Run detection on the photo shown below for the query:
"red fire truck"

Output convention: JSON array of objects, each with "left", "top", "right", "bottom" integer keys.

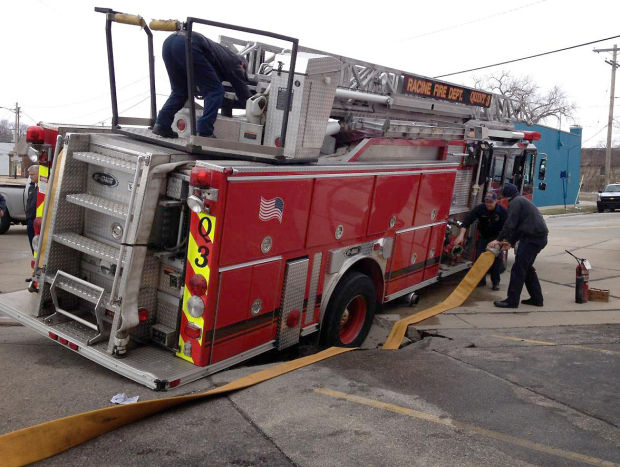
[{"left": 1, "top": 9, "right": 545, "bottom": 389}]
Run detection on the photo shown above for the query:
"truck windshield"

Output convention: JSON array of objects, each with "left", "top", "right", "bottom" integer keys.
[{"left": 604, "top": 184, "right": 620, "bottom": 192}]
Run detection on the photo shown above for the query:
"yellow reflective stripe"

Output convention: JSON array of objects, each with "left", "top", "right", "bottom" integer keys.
[
  {"left": 176, "top": 211, "right": 217, "bottom": 363},
  {"left": 35, "top": 166, "right": 48, "bottom": 218}
]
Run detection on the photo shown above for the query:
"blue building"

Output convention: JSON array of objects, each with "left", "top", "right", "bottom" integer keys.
[{"left": 514, "top": 123, "right": 582, "bottom": 207}]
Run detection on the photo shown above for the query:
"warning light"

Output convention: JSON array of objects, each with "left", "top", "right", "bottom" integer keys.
[
  {"left": 69, "top": 342, "right": 79, "bottom": 351},
  {"left": 189, "top": 167, "right": 210, "bottom": 188},
  {"left": 59, "top": 337, "right": 68, "bottom": 345},
  {"left": 522, "top": 131, "right": 541, "bottom": 141},
  {"left": 274, "top": 137, "right": 282, "bottom": 148},
  {"left": 169, "top": 379, "right": 181, "bottom": 388},
  {"left": 34, "top": 217, "right": 42, "bottom": 235},
  {"left": 49, "top": 332, "right": 58, "bottom": 340},
  {"left": 188, "top": 274, "right": 207, "bottom": 296},
  {"left": 26, "top": 126, "right": 45, "bottom": 144}
]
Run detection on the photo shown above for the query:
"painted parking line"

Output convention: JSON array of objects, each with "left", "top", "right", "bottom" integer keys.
[
  {"left": 491, "top": 334, "right": 620, "bottom": 356},
  {"left": 314, "top": 388, "right": 618, "bottom": 467}
]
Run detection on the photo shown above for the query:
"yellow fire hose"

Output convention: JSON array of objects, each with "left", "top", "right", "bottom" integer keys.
[
  {"left": 383, "top": 250, "right": 496, "bottom": 349},
  {"left": 0, "top": 252, "right": 495, "bottom": 466}
]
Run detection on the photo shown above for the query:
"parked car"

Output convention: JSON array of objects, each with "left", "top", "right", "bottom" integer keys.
[
  {"left": 597, "top": 183, "right": 620, "bottom": 212},
  {"left": 0, "top": 180, "right": 28, "bottom": 234}
]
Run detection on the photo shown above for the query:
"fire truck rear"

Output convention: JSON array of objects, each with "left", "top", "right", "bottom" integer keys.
[{"left": 0, "top": 9, "right": 545, "bottom": 389}]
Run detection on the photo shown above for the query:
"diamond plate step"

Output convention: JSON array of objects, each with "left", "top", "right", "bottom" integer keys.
[
  {"left": 53, "top": 232, "right": 127, "bottom": 265},
  {"left": 72, "top": 151, "right": 137, "bottom": 174},
  {"left": 66, "top": 193, "right": 128, "bottom": 219},
  {"left": 55, "top": 274, "right": 102, "bottom": 304}
]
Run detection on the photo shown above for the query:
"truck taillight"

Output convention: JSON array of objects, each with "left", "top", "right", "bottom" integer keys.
[
  {"left": 522, "top": 131, "right": 541, "bottom": 141},
  {"left": 138, "top": 308, "right": 150, "bottom": 322},
  {"left": 185, "top": 323, "right": 201, "bottom": 339},
  {"left": 33, "top": 217, "right": 42, "bottom": 236},
  {"left": 190, "top": 167, "right": 210, "bottom": 188},
  {"left": 188, "top": 274, "right": 207, "bottom": 296},
  {"left": 26, "top": 126, "right": 45, "bottom": 144}
]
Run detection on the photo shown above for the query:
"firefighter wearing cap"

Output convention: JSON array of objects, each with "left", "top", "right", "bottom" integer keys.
[
  {"left": 488, "top": 183, "right": 548, "bottom": 308},
  {"left": 456, "top": 190, "right": 507, "bottom": 290},
  {"left": 153, "top": 30, "right": 251, "bottom": 139}
]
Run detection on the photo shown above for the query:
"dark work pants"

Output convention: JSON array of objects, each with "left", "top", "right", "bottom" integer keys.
[
  {"left": 477, "top": 237, "right": 501, "bottom": 285},
  {"left": 156, "top": 34, "right": 225, "bottom": 137},
  {"left": 27, "top": 218, "right": 35, "bottom": 254},
  {"left": 506, "top": 236, "right": 547, "bottom": 305}
]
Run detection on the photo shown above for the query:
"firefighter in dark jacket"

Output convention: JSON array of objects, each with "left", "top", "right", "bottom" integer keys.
[
  {"left": 26, "top": 165, "right": 39, "bottom": 254},
  {"left": 153, "top": 30, "right": 251, "bottom": 139},
  {"left": 488, "top": 183, "right": 549, "bottom": 308},
  {"left": 455, "top": 190, "right": 507, "bottom": 290}
]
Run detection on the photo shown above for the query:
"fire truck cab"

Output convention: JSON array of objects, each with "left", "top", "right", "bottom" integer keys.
[{"left": 0, "top": 10, "right": 543, "bottom": 389}]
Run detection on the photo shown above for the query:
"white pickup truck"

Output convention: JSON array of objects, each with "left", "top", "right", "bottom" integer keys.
[{"left": 0, "top": 177, "right": 29, "bottom": 234}]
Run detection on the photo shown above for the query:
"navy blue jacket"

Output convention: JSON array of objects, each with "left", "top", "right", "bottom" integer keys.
[
  {"left": 497, "top": 195, "right": 548, "bottom": 245},
  {"left": 463, "top": 203, "right": 507, "bottom": 239},
  {"left": 176, "top": 31, "right": 251, "bottom": 105},
  {"left": 0, "top": 193, "right": 6, "bottom": 214},
  {"left": 26, "top": 183, "right": 37, "bottom": 220}
]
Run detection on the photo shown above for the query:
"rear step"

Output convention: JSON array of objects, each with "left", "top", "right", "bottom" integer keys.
[
  {"left": 48, "top": 271, "right": 107, "bottom": 345},
  {"left": 66, "top": 193, "right": 128, "bottom": 219},
  {"left": 72, "top": 151, "right": 137, "bottom": 173},
  {"left": 53, "top": 232, "right": 128, "bottom": 265}
]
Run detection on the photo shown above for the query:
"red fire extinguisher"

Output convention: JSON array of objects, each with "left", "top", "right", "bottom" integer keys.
[{"left": 566, "top": 250, "right": 590, "bottom": 303}]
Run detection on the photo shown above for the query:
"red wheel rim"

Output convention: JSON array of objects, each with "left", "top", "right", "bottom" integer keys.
[{"left": 339, "top": 294, "right": 367, "bottom": 345}]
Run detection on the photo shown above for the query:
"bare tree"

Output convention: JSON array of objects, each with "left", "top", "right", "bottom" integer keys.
[{"left": 474, "top": 71, "right": 575, "bottom": 125}]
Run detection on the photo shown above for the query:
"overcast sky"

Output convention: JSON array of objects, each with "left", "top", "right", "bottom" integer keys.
[{"left": 1, "top": 0, "right": 619, "bottom": 147}]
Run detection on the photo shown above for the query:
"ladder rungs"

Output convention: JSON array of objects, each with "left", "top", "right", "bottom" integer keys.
[
  {"left": 66, "top": 193, "right": 128, "bottom": 219},
  {"left": 73, "top": 151, "right": 137, "bottom": 174},
  {"left": 53, "top": 232, "right": 127, "bottom": 265}
]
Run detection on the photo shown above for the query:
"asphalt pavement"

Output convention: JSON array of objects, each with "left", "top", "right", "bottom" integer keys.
[{"left": 0, "top": 212, "right": 618, "bottom": 466}]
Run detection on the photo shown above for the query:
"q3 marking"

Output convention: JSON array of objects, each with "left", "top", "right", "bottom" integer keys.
[
  {"left": 402, "top": 74, "right": 492, "bottom": 108},
  {"left": 195, "top": 215, "right": 214, "bottom": 269}
]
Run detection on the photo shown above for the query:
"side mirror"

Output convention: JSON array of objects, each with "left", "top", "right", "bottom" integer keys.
[
  {"left": 598, "top": 190, "right": 602, "bottom": 193},
  {"left": 538, "top": 158, "right": 547, "bottom": 180},
  {"left": 538, "top": 182, "right": 547, "bottom": 191}
]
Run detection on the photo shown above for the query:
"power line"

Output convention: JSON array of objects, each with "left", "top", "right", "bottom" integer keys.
[{"left": 434, "top": 33, "right": 620, "bottom": 78}]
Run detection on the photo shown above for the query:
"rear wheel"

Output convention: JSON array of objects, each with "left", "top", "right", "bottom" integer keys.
[
  {"left": 0, "top": 209, "right": 10, "bottom": 234},
  {"left": 597, "top": 206, "right": 604, "bottom": 213},
  {"left": 321, "top": 271, "right": 376, "bottom": 347}
]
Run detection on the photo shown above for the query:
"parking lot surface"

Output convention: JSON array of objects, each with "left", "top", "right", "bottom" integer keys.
[{"left": 0, "top": 213, "right": 618, "bottom": 466}]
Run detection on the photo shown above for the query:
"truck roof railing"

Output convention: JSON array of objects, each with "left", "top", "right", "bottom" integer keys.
[
  {"left": 95, "top": 7, "right": 299, "bottom": 149},
  {"left": 94, "top": 7, "right": 157, "bottom": 128}
]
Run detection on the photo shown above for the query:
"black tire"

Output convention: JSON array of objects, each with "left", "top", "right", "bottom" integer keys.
[
  {"left": 0, "top": 209, "right": 10, "bottom": 234},
  {"left": 321, "top": 271, "right": 376, "bottom": 347},
  {"left": 597, "top": 207, "right": 604, "bottom": 213}
]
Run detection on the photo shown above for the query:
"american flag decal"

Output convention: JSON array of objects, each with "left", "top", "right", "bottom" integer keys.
[{"left": 259, "top": 196, "right": 284, "bottom": 223}]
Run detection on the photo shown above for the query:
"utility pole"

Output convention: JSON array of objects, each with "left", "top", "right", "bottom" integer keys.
[
  {"left": 13, "top": 102, "right": 20, "bottom": 178},
  {"left": 594, "top": 45, "right": 618, "bottom": 187}
]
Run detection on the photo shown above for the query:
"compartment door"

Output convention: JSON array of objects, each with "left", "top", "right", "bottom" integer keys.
[{"left": 210, "top": 259, "right": 282, "bottom": 364}]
